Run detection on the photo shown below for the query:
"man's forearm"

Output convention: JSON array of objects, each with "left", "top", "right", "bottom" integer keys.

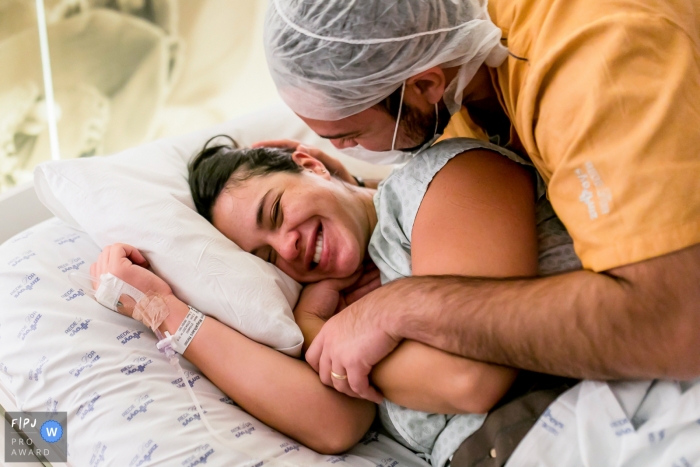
[{"left": 380, "top": 245, "right": 700, "bottom": 380}]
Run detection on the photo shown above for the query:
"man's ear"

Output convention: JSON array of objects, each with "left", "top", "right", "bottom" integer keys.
[
  {"left": 405, "top": 67, "right": 447, "bottom": 107},
  {"left": 292, "top": 151, "right": 331, "bottom": 179}
]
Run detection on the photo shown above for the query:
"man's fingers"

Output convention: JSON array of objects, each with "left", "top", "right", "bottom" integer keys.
[
  {"left": 252, "top": 139, "right": 300, "bottom": 150},
  {"left": 346, "top": 367, "right": 384, "bottom": 404},
  {"left": 330, "top": 366, "right": 361, "bottom": 398}
]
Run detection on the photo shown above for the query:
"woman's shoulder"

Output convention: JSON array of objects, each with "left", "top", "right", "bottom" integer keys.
[{"left": 369, "top": 137, "right": 533, "bottom": 283}]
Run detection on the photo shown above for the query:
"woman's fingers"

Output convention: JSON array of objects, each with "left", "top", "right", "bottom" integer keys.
[
  {"left": 348, "top": 372, "right": 384, "bottom": 404},
  {"left": 318, "top": 350, "right": 333, "bottom": 387},
  {"left": 345, "top": 276, "right": 382, "bottom": 305},
  {"left": 346, "top": 267, "right": 380, "bottom": 292}
]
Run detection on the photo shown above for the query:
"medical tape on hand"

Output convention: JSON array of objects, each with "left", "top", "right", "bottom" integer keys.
[
  {"left": 95, "top": 273, "right": 145, "bottom": 312},
  {"left": 170, "top": 305, "right": 205, "bottom": 354},
  {"left": 132, "top": 294, "right": 171, "bottom": 333}
]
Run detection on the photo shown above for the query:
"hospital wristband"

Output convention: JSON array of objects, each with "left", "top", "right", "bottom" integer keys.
[{"left": 170, "top": 305, "right": 205, "bottom": 354}]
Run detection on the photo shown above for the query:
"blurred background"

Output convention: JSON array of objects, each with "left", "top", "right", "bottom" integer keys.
[{"left": 0, "top": 0, "right": 280, "bottom": 193}]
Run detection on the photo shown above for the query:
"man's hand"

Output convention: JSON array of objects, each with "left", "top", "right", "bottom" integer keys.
[
  {"left": 305, "top": 282, "right": 402, "bottom": 404},
  {"left": 253, "top": 139, "right": 358, "bottom": 186}
]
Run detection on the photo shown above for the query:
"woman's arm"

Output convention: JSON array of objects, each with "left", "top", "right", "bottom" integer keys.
[
  {"left": 92, "top": 245, "right": 375, "bottom": 455},
  {"left": 157, "top": 299, "right": 375, "bottom": 454},
  {"left": 368, "top": 150, "right": 539, "bottom": 413}
]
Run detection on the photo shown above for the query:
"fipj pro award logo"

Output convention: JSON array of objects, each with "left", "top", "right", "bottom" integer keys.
[{"left": 4, "top": 412, "right": 67, "bottom": 463}]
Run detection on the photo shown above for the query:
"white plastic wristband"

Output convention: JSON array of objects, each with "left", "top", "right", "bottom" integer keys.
[{"left": 170, "top": 306, "right": 205, "bottom": 354}]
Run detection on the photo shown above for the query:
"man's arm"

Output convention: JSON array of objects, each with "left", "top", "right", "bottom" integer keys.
[
  {"left": 379, "top": 243, "right": 700, "bottom": 380},
  {"left": 305, "top": 244, "right": 700, "bottom": 400}
]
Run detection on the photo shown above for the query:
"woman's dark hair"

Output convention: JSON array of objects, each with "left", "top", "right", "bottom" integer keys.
[{"left": 188, "top": 135, "right": 302, "bottom": 222}]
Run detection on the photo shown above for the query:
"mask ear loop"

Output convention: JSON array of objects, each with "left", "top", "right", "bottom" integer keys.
[
  {"left": 434, "top": 102, "right": 439, "bottom": 137},
  {"left": 391, "top": 81, "right": 406, "bottom": 151}
]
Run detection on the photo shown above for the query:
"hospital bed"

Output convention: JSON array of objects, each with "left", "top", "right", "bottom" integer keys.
[
  {"left": 2, "top": 104, "right": 699, "bottom": 467},
  {"left": 0, "top": 104, "right": 407, "bottom": 467}
]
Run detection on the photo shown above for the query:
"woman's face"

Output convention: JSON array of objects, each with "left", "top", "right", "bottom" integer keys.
[{"left": 211, "top": 154, "right": 374, "bottom": 283}]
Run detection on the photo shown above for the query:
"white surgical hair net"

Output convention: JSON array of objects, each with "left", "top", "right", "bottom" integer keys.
[{"left": 264, "top": 0, "right": 509, "bottom": 121}]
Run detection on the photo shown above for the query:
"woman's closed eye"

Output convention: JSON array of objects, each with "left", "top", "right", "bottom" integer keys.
[{"left": 272, "top": 195, "right": 283, "bottom": 229}]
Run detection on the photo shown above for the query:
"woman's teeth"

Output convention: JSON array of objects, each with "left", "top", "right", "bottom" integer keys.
[{"left": 312, "top": 229, "right": 323, "bottom": 265}]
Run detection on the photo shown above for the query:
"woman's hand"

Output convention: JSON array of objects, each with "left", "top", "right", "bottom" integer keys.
[
  {"left": 252, "top": 139, "right": 358, "bottom": 186},
  {"left": 297, "top": 262, "right": 381, "bottom": 321},
  {"left": 294, "top": 262, "right": 382, "bottom": 353},
  {"left": 90, "top": 243, "right": 172, "bottom": 316}
]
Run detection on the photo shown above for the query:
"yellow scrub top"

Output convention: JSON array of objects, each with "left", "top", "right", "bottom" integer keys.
[{"left": 483, "top": 0, "right": 700, "bottom": 271}]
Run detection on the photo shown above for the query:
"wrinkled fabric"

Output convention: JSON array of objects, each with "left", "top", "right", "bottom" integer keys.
[{"left": 264, "top": 0, "right": 508, "bottom": 120}]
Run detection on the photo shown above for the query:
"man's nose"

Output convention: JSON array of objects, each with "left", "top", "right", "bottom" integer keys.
[{"left": 331, "top": 139, "right": 357, "bottom": 149}]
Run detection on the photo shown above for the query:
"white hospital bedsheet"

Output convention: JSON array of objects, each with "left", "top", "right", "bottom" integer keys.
[
  {"left": 506, "top": 379, "right": 700, "bottom": 467},
  {"left": 0, "top": 218, "right": 429, "bottom": 467}
]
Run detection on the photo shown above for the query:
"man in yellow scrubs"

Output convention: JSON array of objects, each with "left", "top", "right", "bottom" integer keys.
[{"left": 263, "top": 0, "right": 700, "bottom": 399}]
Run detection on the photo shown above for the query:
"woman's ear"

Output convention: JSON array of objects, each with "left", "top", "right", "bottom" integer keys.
[
  {"left": 406, "top": 66, "right": 447, "bottom": 106},
  {"left": 292, "top": 151, "right": 331, "bottom": 179}
]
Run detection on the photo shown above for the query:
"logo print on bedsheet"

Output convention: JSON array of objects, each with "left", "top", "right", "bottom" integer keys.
[
  {"left": 77, "top": 392, "right": 101, "bottom": 420},
  {"left": 18, "top": 311, "right": 42, "bottom": 340},
  {"left": 539, "top": 408, "right": 565, "bottom": 436},
  {"left": 117, "top": 329, "right": 144, "bottom": 345},
  {"left": 90, "top": 441, "right": 107, "bottom": 467},
  {"left": 62, "top": 288, "right": 85, "bottom": 302},
  {"left": 9, "top": 231, "right": 33, "bottom": 244},
  {"left": 327, "top": 454, "right": 349, "bottom": 464},
  {"left": 46, "top": 397, "right": 59, "bottom": 413},
  {"left": 122, "top": 394, "right": 154, "bottom": 422},
  {"left": 177, "top": 406, "right": 207, "bottom": 427},
  {"left": 375, "top": 458, "right": 399, "bottom": 467},
  {"left": 120, "top": 356, "right": 153, "bottom": 375},
  {"left": 129, "top": 439, "right": 158, "bottom": 467},
  {"left": 280, "top": 442, "right": 300, "bottom": 453},
  {"left": 57, "top": 257, "right": 86, "bottom": 273},
  {"left": 610, "top": 417, "right": 633, "bottom": 437},
  {"left": 68, "top": 350, "right": 100, "bottom": 378},
  {"left": 672, "top": 457, "right": 691, "bottom": 467},
  {"left": 182, "top": 443, "right": 215, "bottom": 467},
  {"left": 231, "top": 422, "right": 256, "bottom": 438},
  {"left": 28, "top": 356, "right": 49, "bottom": 381},
  {"left": 0, "top": 362, "right": 13, "bottom": 383},
  {"left": 10, "top": 273, "right": 41, "bottom": 298},
  {"left": 7, "top": 250, "right": 36, "bottom": 267},
  {"left": 219, "top": 396, "right": 236, "bottom": 406},
  {"left": 171, "top": 370, "right": 201, "bottom": 388},
  {"left": 54, "top": 233, "right": 81, "bottom": 245},
  {"left": 65, "top": 317, "right": 91, "bottom": 336}
]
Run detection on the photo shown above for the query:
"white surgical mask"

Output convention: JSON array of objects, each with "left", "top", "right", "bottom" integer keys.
[{"left": 340, "top": 81, "right": 440, "bottom": 165}]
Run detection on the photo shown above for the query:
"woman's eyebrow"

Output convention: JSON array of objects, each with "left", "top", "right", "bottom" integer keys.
[{"left": 256, "top": 189, "right": 273, "bottom": 228}]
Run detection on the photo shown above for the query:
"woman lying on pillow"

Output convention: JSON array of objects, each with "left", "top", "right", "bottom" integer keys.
[{"left": 91, "top": 136, "right": 580, "bottom": 463}]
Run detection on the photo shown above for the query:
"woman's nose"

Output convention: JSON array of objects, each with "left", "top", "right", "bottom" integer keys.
[{"left": 273, "top": 230, "right": 301, "bottom": 262}]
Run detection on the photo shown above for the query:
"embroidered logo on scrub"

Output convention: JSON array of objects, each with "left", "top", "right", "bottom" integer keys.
[{"left": 574, "top": 161, "right": 613, "bottom": 220}]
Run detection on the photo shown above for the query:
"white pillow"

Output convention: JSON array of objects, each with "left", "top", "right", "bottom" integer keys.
[
  {"left": 0, "top": 218, "right": 430, "bottom": 467},
  {"left": 34, "top": 105, "right": 319, "bottom": 355}
]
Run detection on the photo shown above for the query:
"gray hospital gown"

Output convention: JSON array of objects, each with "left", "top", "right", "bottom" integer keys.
[{"left": 368, "top": 138, "right": 582, "bottom": 467}]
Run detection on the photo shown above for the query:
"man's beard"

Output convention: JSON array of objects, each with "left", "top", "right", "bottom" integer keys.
[{"left": 398, "top": 102, "right": 453, "bottom": 151}]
